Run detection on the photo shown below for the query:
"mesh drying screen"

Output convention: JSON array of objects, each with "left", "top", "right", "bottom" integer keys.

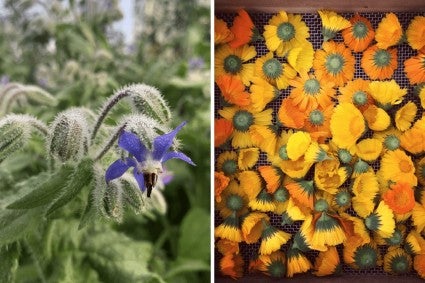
[{"left": 214, "top": 11, "right": 425, "bottom": 278}]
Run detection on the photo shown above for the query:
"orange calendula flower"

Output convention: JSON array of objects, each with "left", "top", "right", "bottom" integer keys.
[
  {"left": 313, "top": 41, "right": 355, "bottom": 87},
  {"left": 289, "top": 72, "right": 336, "bottom": 112},
  {"left": 254, "top": 52, "right": 297, "bottom": 90},
  {"left": 380, "top": 149, "right": 417, "bottom": 187},
  {"left": 215, "top": 16, "right": 234, "bottom": 45},
  {"left": 277, "top": 98, "right": 306, "bottom": 129},
  {"left": 258, "top": 165, "right": 284, "bottom": 194},
  {"left": 258, "top": 251, "right": 287, "bottom": 278},
  {"left": 216, "top": 74, "right": 251, "bottom": 107},
  {"left": 314, "top": 246, "right": 341, "bottom": 276},
  {"left": 214, "top": 118, "right": 233, "bottom": 148},
  {"left": 384, "top": 247, "right": 412, "bottom": 275},
  {"left": 375, "top": 12, "right": 403, "bottom": 49},
  {"left": 238, "top": 170, "right": 262, "bottom": 201},
  {"left": 330, "top": 102, "right": 365, "bottom": 149},
  {"left": 342, "top": 14, "right": 375, "bottom": 52},
  {"left": 220, "top": 253, "right": 244, "bottom": 279},
  {"left": 285, "top": 179, "right": 315, "bottom": 210},
  {"left": 344, "top": 239, "right": 379, "bottom": 270},
  {"left": 263, "top": 11, "right": 310, "bottom": 57},
  {"left": 318, "top": 10, "right": 351, "bottom": 42},
  {"left": 217, "top": 238, "right": 239, "bottom": 255},
  {"left": 229, "top": 9, "right": 261, "bottom": 49},
  {"left": 400, "top": 119, "right": 425, "bottom": 155},
  {"left": 361, "top": 45, "right": 397, "bottom": 80},
  {"left": 338, "top": 78, "right": 374, "bottom": 111},
  {"left": 383, "top": 182, "right": 415, "bottom": 215},
  {"left": 407, "top": 16, "right": 425, "bottom": 51},
  {"left": 404, "top": 53, "right": 425, "bottom": 85},
  {"left": 241, "top": 212, "right": 269, "bottom": 244},
  {"left": 215, "top": 44, "right": 256, "bottom": 86},
  {"left": 303, "top": 104, "right": 333, "bottom": 142},
  {"left": 414, "top": 254, "right": 425, "bottom": 279},
  {"left": 214, "top": 171, "right": 230, "bottom": 203},
  {"left": 249, "top": 77, "right": 279, "bottom": 112},
  {"left": 286, "top": 248, "right": 312, "bottom": 277}
]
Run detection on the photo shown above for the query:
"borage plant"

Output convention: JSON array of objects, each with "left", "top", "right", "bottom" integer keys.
[{"left": 0, "top": 83, "right": 195, "bottom": 282}]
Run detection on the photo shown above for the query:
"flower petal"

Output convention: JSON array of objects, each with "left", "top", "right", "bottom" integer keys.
[
  {"left": 105, "top": 159, "right": 133, "bottom": 182},
  {"left": 133, "top": 169, "right": 146, "bottom": 192},
  {"left": 162, "top": 151, "right": 196, "bottom": 166},
  {"left": 152, "top": 121, "right": 186, "bottom": 160},
  {"left": 119, "top": 131, "right": 148, "bottom": 162}
]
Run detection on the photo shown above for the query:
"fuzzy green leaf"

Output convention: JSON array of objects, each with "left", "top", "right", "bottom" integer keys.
[
  {"left": 177, "top": 207, "right": 210, "bottom": 262},
  {"left": 0, "top": 243, "right": 19, "bottom": 283},
  {"left": 46, "top": 158, "right": 94, "bottom": 215},
  {"left": 7, "top": 165, "right": 73, "bottom": 209}
]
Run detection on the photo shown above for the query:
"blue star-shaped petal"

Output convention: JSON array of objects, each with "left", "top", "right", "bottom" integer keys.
[{"left": 105, "top": 121, "right": 195, "bottom": 197}]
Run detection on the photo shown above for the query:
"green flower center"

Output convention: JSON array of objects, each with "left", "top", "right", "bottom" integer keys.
[
  {"left": 222, "top": 160, "right": 237, "bottom": 176},
  {"left": 353, "top": 22, "right": 368, "bottom": 39},
  {"left": 233, "top": 110, "right": 253, "bottom": 132},
  {"left": 384, "top": 135, "right": 400, "bottom": 150},
  {"left": 304, "top": 79, "right": 321, "bottom": 95},
  {"left": 354, "top": 159, "right": 369, "bottom": 174},
  {"left": 262, "top": 58, "right": 283, "bottom": 79},
  {"left": 224, "top": 54, "right": 242, "bottom": 74},
  {"left": 309, "top": 109, "right": 324, "bottom": 125},
  {"left": 226, "top": 194, "right": 244, "bottom": 211},
  {"left": 365, "top": 213, "right": 379, "bottom": 231},
  {"left": 391, "top": 256, "right": 409, "bottom": 274},
  {"left": 314, "top": 199, "right": 329, "bottom": 212},
  {"left": 325, "top": 54, "right": 345, "bottom": 75},
  {"left": 338, "top": 149, "right": 352, "bottom": 164},
  {"left": 274, "top": 187, "right": 289, "bottom": 202},
  {"left": 373, "top": 49, "right": 391, "bottom": 67},
  {"left": 277, "top": 22, "right": 295, "bottom": 41},
  {"left": 354, "top": 245, "right": 378, "bottom": 269},
  {"left": 352, "top": 91, "right": 368, "bottom": 106},
  {"left": 268, "top": 261, "right": 286, "bottom": 278},
  {"left": 386, "top": 229, "right": 403, "bottom": 246},
  {"left": 335, "top": 191, "right": 351, "bottom": 207},
  {"left": 278, "top": 145, "right": 289, "bottom": 160},
  {"left": 281, "top": 212, "right": 294, "bottom": 225}
]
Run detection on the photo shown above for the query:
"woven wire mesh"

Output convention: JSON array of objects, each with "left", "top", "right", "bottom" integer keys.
[{"left": 214, "top": 11, "right": 425, "bottom": 278}]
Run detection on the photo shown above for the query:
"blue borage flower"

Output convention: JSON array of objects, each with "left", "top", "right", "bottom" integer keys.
[{"left": 105, "top": 121, "right": 195, "bottom": 197}]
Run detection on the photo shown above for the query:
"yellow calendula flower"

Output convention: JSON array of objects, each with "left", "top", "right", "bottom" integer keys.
[
  {"left": 259, "top": 220, "right": 291, "bottom": 255},
  {"left": 216, "top": 151, "right": 238, "bottom": 178},
  {"left": 368, "top": 80, "right": 407, "bottom": 109},
  {"left": 254, "top": 52, "right": 297, "bottom": 90},
  {"left": 215, "top": 212, "right": 243, "bottom": 242},
  {"left": 330, "top": 102, "right": 365, "bottom": 149},
  {"left": 286, "top": 131, "right": 311, "bottom": 161},
  {"left": 249, "top": 188, "right": 276, "bottom": 212},
  {"left": 380, "top": 149, "right": 417, "bottom": 187},
  {"left": 373, "top": 127, "right": 402, "bottom": 152},
  {"left": 363, "top": 105, "right": 391, "bottom": 132},
  {"left": 416, "top": 156, "right": 425, "bottom": 186},
  {"left": 304, "top": 142, "right": 332, "bottom": 163},
  {"left": 258, "top": 251, "right": 287, "bottom": 278},
  {"left": 355, "top": 138, "right": 383, "bottom": 162},
  {"left": 215, "top": 180, "right": 249, "bottom": 218},
  {"left": 384, "top": 247, "right": 412, "bottom": 275},
  {"left": 318, "top": 10, "right": 351, "bottom": 42},
  {"left": 406, "top": 16, "right": 425, "bottom": 51},
  {"left": 263, "top": 10, "right": 310, "bottom": 57},
  {"left": 241, "top": 212, "right": 269, "bottom": 244},
  {"left": 375, "top": 13, "right": 403, "bottom": 49},
  {"left": 287, "top": 41, "right": 315, "bottom": 74},
  {"left": 395, "top": 102, "right": 417, "bottom": 132},
  {"left": 215, "top": 44, "right": 256, "bottom": 86},
  {"left": 315, "top": 158, "right": 349, "bottom": 195},
  {"left": 352, "top": 172, "right": 380, "bottom": 218},
  {"left": 249, "top": 77, "right": 279, "bottom": 112},
  {"left": 364, "top": 201, "right": 395, "bottom": 239},
  {"left": 286, "top": 248, "right": 312, "bottom": 277},
  {"left": 238, "top": 170, "right": 262, "bottom": 201},
  {"left": 238, "top": 147, "right": 260, "bottom": 170}
]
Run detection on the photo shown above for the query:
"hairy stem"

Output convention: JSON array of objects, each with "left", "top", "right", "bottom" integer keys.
[
  {"left": 23, "top": 239, "right": 47, "bottom": 283},
  {"left": 91, "top": 89, "right": 131, "bottom": 141},
  {"left": 94, "top": 123, "right": 127, "bottom": 161},
  {"left": 28, "top": 118, "right": 49, "bottom": 137}
]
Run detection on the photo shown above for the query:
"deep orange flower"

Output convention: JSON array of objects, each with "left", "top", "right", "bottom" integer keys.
[
  {"left": 303, "top": 103, "right": 334, "bottom": 143},
  {"left": 215, "top": 171, "right": 230, "bottom": 203},
  {"left": 229, "top": 9, "right": 259, "bottom": 49},
  {"left": 414, "top": 254, "right": 425, "bottom": 279},
  {"left": 404, "top": 53, "right": 425, "bottom": 85},
  {"left": 338, "top": 78, "right": 374, "bottom": 112},
  {"left": 216, "top": 74, "right": 251, "bottom": 107},
  {"left": 220, "top": 253, "right": 244, "bottom": 279},
  {"left": 258, "top": 165, "right": 283, "bottom": 194},
  {"left": 215, "top": 16, "right": 234, "bottom": 45},
  {"left": 277, "top": 98, "right": 306, "bottom": 129},
  {"left": 383, "top": 182, "right": 415, "bottom": 214},
  {"left": 214, "top": 118, "right": 234, "bottom": 147},
  {"left": 342, "top": 14, "right": 375, "bottom": 52},
  {"left": 361, "top": 45, "right": 397, "bottom": 80}
]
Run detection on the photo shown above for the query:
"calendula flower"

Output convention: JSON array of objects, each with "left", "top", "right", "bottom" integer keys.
[
  {"left": 249, "top": 77, "right": 279, "bottom": 112},
  {"left": 362, "top": 105, "right": 391, "bottom": 131},
  {"left": 277, "top": 98, "right": 306, "bottom": 129},
  {"left": 405, "top": 230, "right": 425, "bottom": 255},
  {"left": 286, "top": 248, "right": 312, "bottom": 277},
  {"left": 285, "top": 179, "right": 315, "bottom": 210},
  {"left": 238, "top": 147, "right": 260, "bottom": 170},
  {"left": 215, "top": 44, "right": 256, "bottom": 86},
  {"left": 373, "top": 127, "right": 402, "bottom": 151},
  {"left": 105, "top": 122, "right": 195, "bottom": 198},
  {"left": 330, "top": 102, "right": 365, "bottom": 149},
  {"left": 361, "top": 45, "right": 397, "bottom": 80},
  {"left": 238, "top": 170, "right": 262, "bottom": 200},
  {"left": 344, "top": 240, "right": 379, "bottom": 270},
  {"left": 219, "top": 106, "right": 273, "bottom": 149},
  {"left": 254, "top": 52, "right": 297, "bottom": 90},
  {"left": 215, "top": 171, "right": 230, "bottom": 203},
  {"left": 414, "top": 254, "right": 425, "bottom": 279},
  {"left": 216, "top": 151, "right": 238, "bottom": 177},
  {"left": 286, "top": 197, "right": 312, "bottom": 222},
  {"left": 315, "top": 158, "right": 349, "bottom": 195},
  {"left": 310, "top": 208, "right": 348, "bottom": 247},
  {"left": 273, "top": 187, "right": 290, "bottom": 214},
  {"left": 216, "top": 74, "right": 251, "bottom": 107},
  {"left": 337, "top": 148, "right": 353, "bottom": 164},
  {"left": 288, "top": 72, "right": 336, "bottom": 112},
  {"left": 342, "top": 14, "right": 375, "bottom": 52},
  {"left": 263, "top": 11, "right": 310, "bottom": 57},
  {"left": 338, "top": 78, "right": 374, "bottom": 111},
  {"left": 313, "top": 41, "right": 355, "bottom": 87},
  {"left": 383, "top": 182, "right": 415, "bottom": 215},
  {"left": 416, "top": 156, "right": 425, "bottom": 186},
  {"left": 368, "top": 80, "right": 407, "bottom": 109},
  {"left": 280, "top": 157, "right": 314, "bottom": 179},
  {"left": 214, "top": 118, "right": 233, "bottom": 147},
  {"left": 249, "top": 125, "right": 278, "bottom": 155},
  {"left": 318, "top": 10, "right": 351, "bottom": 42},
  {"left": 220, "top": 253, "right": 244, "bottom": 279},
  {"left": 287, "top": 41, "right": 314, "bottom": 74},
  {"left": 216, "top": 180, "right": 249, "bottom": 218},
  {"left": 217, "top": 238, "right": 239, "bottom": 255},
  {"left": 215, "top": 212, "right": 243, "bottom": 242},
  {"left": 384, "top": 247, "right": 412, "bottom": 275},
  {"left": 340, "top": 213, "right": 371, "bottom": 244},
  {"left": 400, "top": 121, "right": 425, "bottom": 155},
  {"left": 304, "top": 142, "right": 332, "bottom": 163},
  {"left": 258, "top": 251, "right": 287, "bottom": 278},
  {"left": 286, "top": 131, "right": 311, "bottom": 161},
  {"left": 314, "top": 246, "right": 341, "bottom": 276},
  {"left": 355, "top": 138, "right": 383, "bottom": 162},
  {"left": 352, "top": 159, "right": 372, "bottom": 178},
  {"left": 404, "top": 53, "right": 425, "bottom": 85},
  {"left": 351, "top": 172, "right": 380, "bottom": 218},
  {"left": 375, "top": 13, "right": 403, "bottom": 49},
  {"left": 384, "top": 226, "right": 406, "bottom": 247},
  {"left": 395, "top": 102, "right": 417, "bottom": 131},
  {"left": 249, "top": 188, "right": 276, "bottom": 212},
  {"left": 215, "top": 16, "right": 234, "bottom": 45},
  {"left": 259, "top": 220, "right": 291, "bottom": 255},
  {"left": 241, "top": 212, "right": 269, "bottom": 244},
  {"left": 380, "top": 149, "right": 417, "bottom": 187},
  {"left": 333, "top": 189, "right": 352, "bottom": 212},
  {"left": 406, "top": 16, "right": 425, "bottom": 51},
  {"left": 229, "top": 9, "right": 261, "bottom": 49},
  {"left": 258, "top": 165, "right": 284, "bottom": 194},
  {"left": 303, "top": 104, "right": 334, "bottom": 142},
  {"left": 413, "top": 202, "right": 425, "bottom": 233},
  {"left": 364, "top": 201, "right": 395, "bottom": 238}
]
